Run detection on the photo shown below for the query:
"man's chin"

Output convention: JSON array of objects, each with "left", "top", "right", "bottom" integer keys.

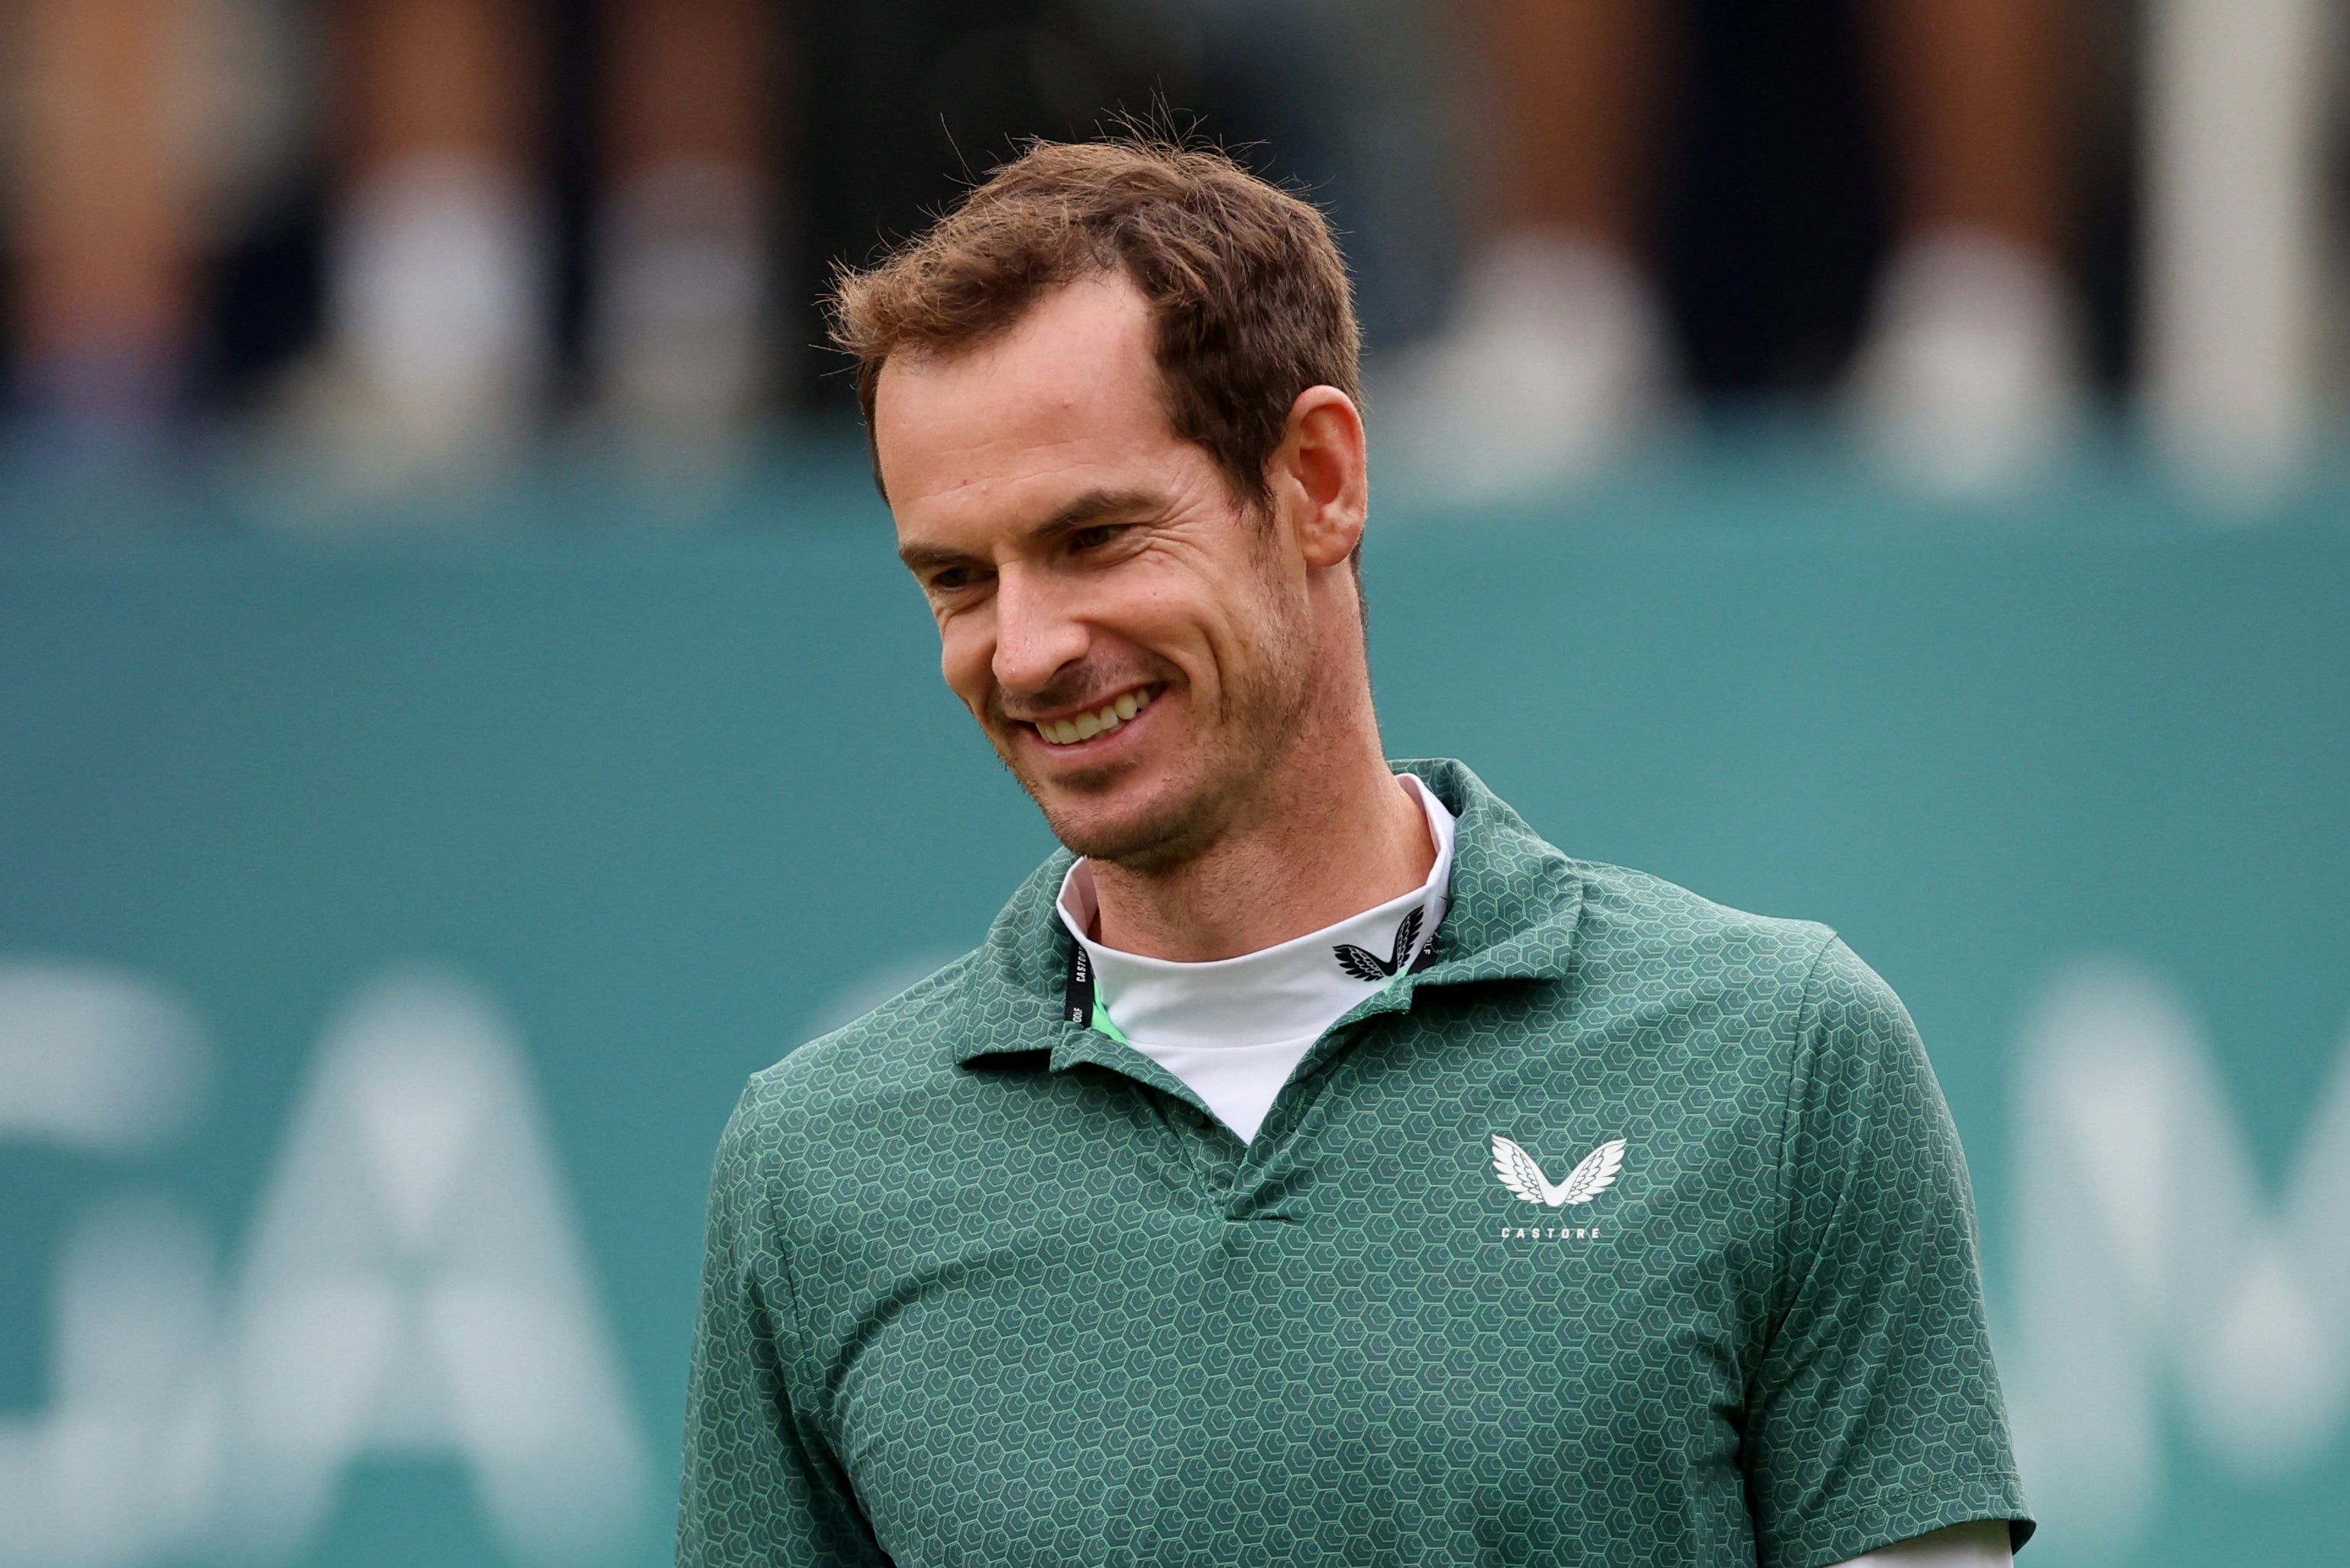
[
  {"left": 1025, "top": 768, "right": 1223, "bottom": 869},
  {"left": 986, "top": 716, "right": 1243, "bottom": 869}
]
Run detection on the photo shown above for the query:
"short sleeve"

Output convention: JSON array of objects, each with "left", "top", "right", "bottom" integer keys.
[
  {"left": 1747, "top": 939, "right": 2034, "bottom": 1568},
  {"left": 677, "top": 1094, "right": 887, "bottom": 1567}
]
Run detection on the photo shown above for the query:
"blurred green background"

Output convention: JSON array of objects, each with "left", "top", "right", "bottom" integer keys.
[{"left": 2, "top": 445, "right": 2345, "bottom": 1567}]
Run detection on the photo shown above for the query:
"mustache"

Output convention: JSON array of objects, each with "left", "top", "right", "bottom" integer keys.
[{"left": 991, "top": 661, "right": 1169, "bottom": 725}]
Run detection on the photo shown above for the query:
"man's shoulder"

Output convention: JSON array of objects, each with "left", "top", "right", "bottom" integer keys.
[
  {"left": 1534, "top": 858, "right": 1923, "bottom": 1115},
  {"left": 1408, "top": 756, "right": 1837, "bottom": 1010},
  {"left": 1556, "top": 859, "right": 1924, "bottom": 1080},
  {"left": 729, "top": 950, "right": 998, "bottom": 1149},
  {"left": 1563, "top": 855, "right": 1839, "bottom": 996}
]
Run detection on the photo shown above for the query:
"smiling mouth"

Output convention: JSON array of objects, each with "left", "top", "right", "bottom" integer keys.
[{"left": 1029, "top": 684, "right": 1165, "bottom": 747}]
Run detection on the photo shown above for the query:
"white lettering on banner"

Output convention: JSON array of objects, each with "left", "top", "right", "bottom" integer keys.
[
  {"left": 221, "top": 968, "right": 649, "bottom": 1563},
  {"left": 0, "top": 1197, "right": 224, "bottom": 1568},
  {"left": 0, "top": 962, "right": 206, "bottom": 1152},
  {"left": 2002, "top": 960, "right": 2350, "bottom": 1562},
  {"left": 0, "top": 964, "right": 218, "bottom": 1568},
  {"left": 0, "top": 964, "right": 648, "bottom": 1568}
]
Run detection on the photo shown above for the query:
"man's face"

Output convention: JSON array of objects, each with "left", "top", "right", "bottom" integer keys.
[{"left": 876, "top": 275, "right": 1317, "bottom": 867}]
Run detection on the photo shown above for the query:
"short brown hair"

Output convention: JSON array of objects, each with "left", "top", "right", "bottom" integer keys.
[{"left": 829, "top": 137, "right": 1361, "bottom": 507}]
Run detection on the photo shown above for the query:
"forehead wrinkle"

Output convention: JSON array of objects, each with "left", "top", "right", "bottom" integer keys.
[{"left": 896, "top": 419, "right": 1175, "bottom": 524}]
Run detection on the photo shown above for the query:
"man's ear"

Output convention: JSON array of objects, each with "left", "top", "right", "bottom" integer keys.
[{"left": 1274, "top": 385, "right": 1369, "bottom": 571}]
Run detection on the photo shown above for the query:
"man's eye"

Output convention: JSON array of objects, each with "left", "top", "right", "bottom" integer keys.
[
  {"left": 1068, "top": 525, "right": 1125, "bottom": 553},
  {"left": 929, "top": 567, "right": 979, "bottom": 591}
]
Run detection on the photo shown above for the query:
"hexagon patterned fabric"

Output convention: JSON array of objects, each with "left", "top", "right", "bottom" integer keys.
[{"left": 677, "top": 759, "right": 2032, "bottom": 1567}]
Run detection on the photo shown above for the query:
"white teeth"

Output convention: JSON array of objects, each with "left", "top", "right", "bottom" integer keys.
[{"left": 1036, "top": 685, "right": 1162, "bottom": 746}]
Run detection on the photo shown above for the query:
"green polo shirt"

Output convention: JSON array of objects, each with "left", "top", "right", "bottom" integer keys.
[{"left": 678, "top": 758, "right": 2030, "bottom": 1568}]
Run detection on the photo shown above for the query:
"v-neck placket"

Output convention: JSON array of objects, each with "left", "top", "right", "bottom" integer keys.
[
  {"left": 1042, "top": 1015, "right": 1253, "bottom": 1197},
  {"left": 1044, "top": 946, "right": 1450, "bottom": 1217}
]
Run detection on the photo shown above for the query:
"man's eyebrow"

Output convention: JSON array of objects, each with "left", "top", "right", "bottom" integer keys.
[
  {"left": 897, "top": 488, "right": 1162, "bottom": 576},
  {"left": 897, "top": 540, "right": 980, "bottom": 575},
  {"left": 1034, "top": 487, "right": 1160, "bottom": 538}
]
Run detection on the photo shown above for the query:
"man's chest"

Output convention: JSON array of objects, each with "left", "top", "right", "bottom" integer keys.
[{"left": 790, "top": 1017, "right": 1787, "bottom": 1565}]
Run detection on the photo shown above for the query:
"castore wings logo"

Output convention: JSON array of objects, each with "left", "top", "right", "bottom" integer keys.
[{"left": 1491, "top": 1134, "right": 1627, "bottom": 1208}]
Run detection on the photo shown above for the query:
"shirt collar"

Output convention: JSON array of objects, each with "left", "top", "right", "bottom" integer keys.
[
  {"left": 1052, "top": 774, "right": 1455, "bottom": 1050},
  {"left": 955, "top": 758, "right": 1585, "bottom": 1069}
]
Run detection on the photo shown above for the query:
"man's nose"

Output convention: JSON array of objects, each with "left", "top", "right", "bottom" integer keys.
[{"left": 990, "top": 565, "right": 1090, "bottom": 697}]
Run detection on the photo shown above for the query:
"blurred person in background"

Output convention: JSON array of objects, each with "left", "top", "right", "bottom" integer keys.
[
  {"left": 6, "top": 0, "right": 782, "bottom": 474},
  {"left": 8, "top": 0, "right": 193, "bottom": 451},
  {"left": 302, "top": 0, "right": 781, "bottom": 472},
  {"left": 3, "top": 0, "right": 1483, "bottom": 482},
  {"left": 1384, "top": 0, "right": 2083, "bottom": 497},
  {"left": 5, "top": 0, "right": 284, "bottom": 456}
]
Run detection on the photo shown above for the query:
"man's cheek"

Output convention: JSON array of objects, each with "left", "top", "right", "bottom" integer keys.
[{"left": 938, "top": 633, "right": 990, "bottom": 710}]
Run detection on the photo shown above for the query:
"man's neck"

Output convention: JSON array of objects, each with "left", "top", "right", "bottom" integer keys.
[{"left": 1087, "top": 737, "right": 1435, "bottom": 964}]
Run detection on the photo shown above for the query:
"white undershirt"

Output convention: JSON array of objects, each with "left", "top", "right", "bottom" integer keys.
[
  {"left": 1056, "top": 774, "right": 1455, "bottom": 1143},
  {"left": 1055, "top": 781, "right": 2016, "bottom": 1568}
]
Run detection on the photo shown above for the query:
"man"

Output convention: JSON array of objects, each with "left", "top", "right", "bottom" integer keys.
[{"left": 679, "top": 139, "right": 2030, "bottom": 1566}]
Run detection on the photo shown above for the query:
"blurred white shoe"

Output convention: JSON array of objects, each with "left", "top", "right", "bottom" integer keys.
[
  {"left": 589, "top": 160, "right": 771, "bottom": 457},
  {"left": 1849, "top": 228, "right": 2083, "bottom": 497},
  {"left": 289, "top": 156, "right": 548, "bottom": 481},
  {"left": 1373, "top": 231, "right": 1669, "bottom": 501}
]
